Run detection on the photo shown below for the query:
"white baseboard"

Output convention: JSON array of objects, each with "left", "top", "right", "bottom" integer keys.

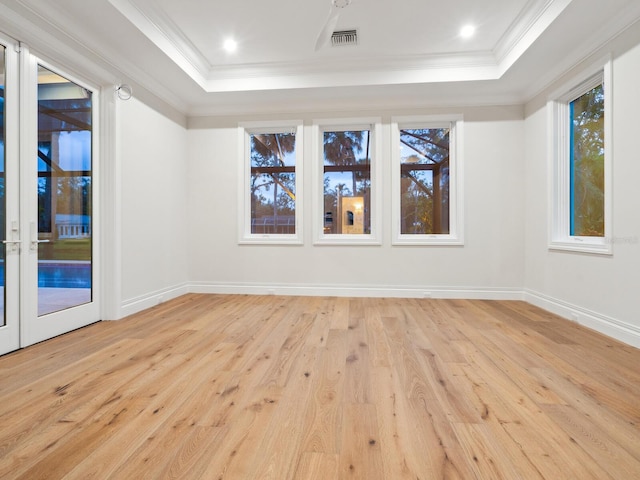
[
  {"left": 524, "top": 289, "right": 640, "bottom": 349},
  {"left": 115, "top": 282, "right": 639, "bottom": 349},
  {"left": 118, "top": 283, "right": 190, "bottom": 319},
  {"left": 188, "top": 281, "right": 524, "bottom": 301}
]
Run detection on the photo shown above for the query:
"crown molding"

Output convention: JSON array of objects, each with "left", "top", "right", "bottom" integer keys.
[
  {"left": 521, "top": 2, "right": 640, "bottom": 104},
  {"left": 201, "top": 52, "right": 500, "bottom": 92},
  {"left": 1, "top": 1, "right": 115, "bottom": 86},
  {"left": 108, "top": 0, "right": 210, "bottom": 90},
  {"left": 494, "top": 0, "right": 573, "bottom": 76},
  {"left": 9, "top": 0, "right": 190, "bottom": 114}
]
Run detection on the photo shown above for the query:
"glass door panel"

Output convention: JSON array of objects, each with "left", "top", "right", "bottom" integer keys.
[
  {"left": 37, "top": 66, "right": 92, "bottom": 316},
  {"left": 0, "top": 44, "right": 5, "bottom": 326},
  {"left": 0, "top": 36, "right": 20, "bottom": 356}
]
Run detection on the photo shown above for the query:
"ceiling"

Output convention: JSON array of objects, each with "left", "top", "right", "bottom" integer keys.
[{"left": 3, "top": 0, "right": 640, "bottom": 115}]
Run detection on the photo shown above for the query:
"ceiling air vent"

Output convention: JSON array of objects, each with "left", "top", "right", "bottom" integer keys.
[{"left": 331, "top": 29, "right": 358, "bottom": 47}]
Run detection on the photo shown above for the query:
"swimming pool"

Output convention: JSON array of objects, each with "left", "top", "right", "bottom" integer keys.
[{"left": 0, "top": 261, "right": 92, "bottom": 288}]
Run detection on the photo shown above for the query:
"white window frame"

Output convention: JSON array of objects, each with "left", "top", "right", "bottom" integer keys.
[
  {"left": 548, "top": 58, "right": 612, "bottom": 255},
  {"left": 238, "top": 120, "right": 304, "bottom": 245},
  {"left": 391, "top": 115, "right": 464, "bottom": 245},
  {"left": 312, "top": 117, "right": 382, "bottom": 245}
]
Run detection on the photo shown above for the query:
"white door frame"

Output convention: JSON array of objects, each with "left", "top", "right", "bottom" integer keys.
[
  {"left": 23, "top": 52, "right": 101, "bottom": 347},
  {"left": 0, "top": 41, "right": 102, "bottom": 354}
]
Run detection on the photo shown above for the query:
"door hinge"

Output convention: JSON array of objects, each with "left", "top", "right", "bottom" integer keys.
[{"left": 14, "top": 42, "right": 22, "bottom": 54}]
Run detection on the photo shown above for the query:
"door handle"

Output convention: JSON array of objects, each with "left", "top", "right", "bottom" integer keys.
[
  {"left": 2, "top": 239, "right": 22, "bottom": 252},
  {"left": 29, "top": 221, "right": 50, "bottom": 251},
  {"left": 30, "top": 238, "right": 50, "bottom": 251}
]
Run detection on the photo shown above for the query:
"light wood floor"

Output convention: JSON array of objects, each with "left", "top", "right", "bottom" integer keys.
[{"left": 1, "top": 294, "right": 639, "bottom": 479}]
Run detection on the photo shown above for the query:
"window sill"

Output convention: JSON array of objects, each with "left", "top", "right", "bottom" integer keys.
[
  {"left": 549, "top": 239, "right": 612, "bottom": 256},
  {"left": 393, "top": 234, "right": 463, "bottom": 246},
  {"left": 239, "top": 235, "right": 303, "bottom": 246},
  {"left": 313, "top": 235, "right": 381, "bottom": 246}
]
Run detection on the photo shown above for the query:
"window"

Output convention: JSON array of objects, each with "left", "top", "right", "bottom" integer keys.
[
  {"left": 313, "top": 118, "right": 381, "bottom": 244},
  {"left": 549, "top": 59, "right": 612, "bottom": 254},
  {"left": 391, "top": 115, "right": 463, "bottom": 245},
  {"left": 238, "top": 121, "right": 303, "bottom": 244}
]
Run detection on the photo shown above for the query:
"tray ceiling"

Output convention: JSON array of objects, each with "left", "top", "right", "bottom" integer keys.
[{"left": 3, "top": 0, "right": 640, "bottom": 114}]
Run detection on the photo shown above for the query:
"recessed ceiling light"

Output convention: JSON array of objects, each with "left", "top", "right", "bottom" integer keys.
[
  {"left": 460, "top": 25, "right": 476, "bottom": 39},
  {"left": 223, "top": 38, "right": 238, "bottom": 53}
]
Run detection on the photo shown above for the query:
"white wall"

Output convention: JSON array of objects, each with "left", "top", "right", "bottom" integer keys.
[
  {"left": 523, "top": 27, "right": 640, "bottom": 347},
  {"left": 186, "top": 107, "right": 525, "bottom": 298},
  {"left": 119, "top": 98, "right": 190, "bottom": 313},
  {"left": 118, "top": 26, "right": 640, "bottom": 349},
  {"left": 111, "top": 11, "right": 640, "bottom": 349}
]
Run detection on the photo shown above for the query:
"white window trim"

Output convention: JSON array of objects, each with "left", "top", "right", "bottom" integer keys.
[
  {"left": 391, "top": 115, "right": 464, "bottom": 246},
  {"left": 547, "top": 57, "right": 613, "bottom": 255},
  {"left": 312, "top": 117, "right": 382, "bottom": 245},
  {"left": 238, "top": 120, "right": 304, "bottom": 245}
]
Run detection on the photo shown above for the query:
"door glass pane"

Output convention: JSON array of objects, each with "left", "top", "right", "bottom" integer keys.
[
  {"left": 37, "top": 66, "right": 92, "bottom": 316},
  {"left": 0, "top": 45, "right": 5, "bottom": 325}
]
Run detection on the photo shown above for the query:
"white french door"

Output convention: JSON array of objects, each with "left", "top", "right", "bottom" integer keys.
[
  {"left": 0, "top": 36, "right": 21, "bottom": 354},
  {"left": 0, "top": 36, "right": 100, "bottom": 355}
]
